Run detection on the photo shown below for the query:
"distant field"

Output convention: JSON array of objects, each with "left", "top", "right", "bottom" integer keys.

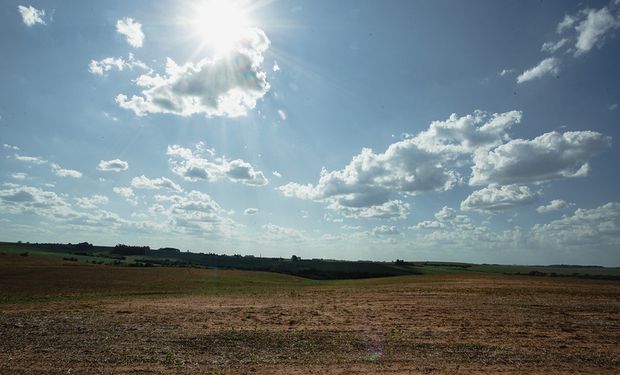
[
  {"left": 1, "top": 254, "right": 619, "bottom": 374},
  {"left": 2, "top": 241, "right": 619, "bottom": 281}
]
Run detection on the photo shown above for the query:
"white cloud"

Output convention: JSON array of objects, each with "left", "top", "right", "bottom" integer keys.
[
  {"left": 372, "top": 225, "right": 399, "bottom": 236},
  {"left": 536, "top": 199, "right": 574, "bottom": 213},
  {"left": 75, "top": 195, "right": 109, "bottom": 209},
  {"left": 277, "top": 109, "right": 287, "bottom": 121},
  {"left": 51, "top": 163, "right": 82, "bottom": 178},
  {"left": 574, "top": 7, "right": 620, "bottom": 56},
  {"left": 272, "top": 171, "right": 282, "bottom": 178},
  {"left": 499, "top": 68, "right": 515, "bottom": 76},
  {"left": 131, "top": 175, "right": 182, "bottom": 192},
  {"left": 262, "top": 223, "right": 304, "bottom": 241},
  {"left": 532, "top": 202, "right": 620, "bottom": 247},
  {"left": 411, "top": 220, "right": 445, "bottom": 230},
  {"left": 541, "top": 38, "right": 569, "bottom": 53},
  {"left": 557, "top": 14, "right": 576, "bottom": 34},
  {"left": 0, "top": 185, "right": 71, "bottom": 217},
  {"left": 167, "top": 144, "right": 268, "bottom": 186},
  {"left": 278, "top": 110, "right": 521, "bottom": 219},
  {"left": 470, "top": 131, "right": 611, "bottom": 185},
  {"left": 116, "top": 17, "right": 144, "bottom": 48},
  {"left": 3, "top": 144, "right": 19, "bottom": 151},
  {"left": 113, "top": 186, "right": 137, "bottom": 205},
  {"left": 610, "top": 103, "right": 619, "bottom": 111},
  {"left": 461, "top": 184, "right": 539, "bottom": 212},
  {"left": 14, "top": 154, "right": 46, "bottom": 164},
  {"left": 244, "top": 208, "right": 258, "bottom": 215},
  {"left": 18, "top": 5, "right": 45, "bottom": 27},
  {"left": 98, "top": 159, "right": 129, "bottom": 172},
  {"left": 517, "top": 57, "right": 561, "bottom": 84},
  {"left": 11, "top": 173, "right": 27, "bottom": 180},
  {"left": 116, "top": 28, "right": 270, "bottom": 118},
  {"left": 273, "top": 61, "right": 280, "bottom": 72},
  {"left": 88, "top": 53, "right": 148, "bottom": 75}
]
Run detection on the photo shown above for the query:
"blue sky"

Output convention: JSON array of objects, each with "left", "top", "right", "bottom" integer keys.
[{"left": 1, "top": 0, "right": 619, "bottom": 265}]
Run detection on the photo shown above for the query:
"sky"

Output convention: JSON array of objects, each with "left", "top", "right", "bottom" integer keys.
[{"left": 1, "top": 0, "right": 620, "bottom": 266}]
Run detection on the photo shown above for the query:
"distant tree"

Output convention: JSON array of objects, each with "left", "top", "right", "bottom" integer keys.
[{"left": 291, "top": 255, "right": 300, "bottom": 262}]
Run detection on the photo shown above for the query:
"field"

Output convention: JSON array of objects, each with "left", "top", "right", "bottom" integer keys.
[{"left": 1, "top": 254, "right": 619, "bottom": 374}]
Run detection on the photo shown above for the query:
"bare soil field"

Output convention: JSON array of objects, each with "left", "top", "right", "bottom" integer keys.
[{"left": 0, "top": 255, "right": 619, "bottom": 374}]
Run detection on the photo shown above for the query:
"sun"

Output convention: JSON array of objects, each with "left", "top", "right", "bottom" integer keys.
[{"left": 189, "top": 0, "right": 252, "bottom": 56}]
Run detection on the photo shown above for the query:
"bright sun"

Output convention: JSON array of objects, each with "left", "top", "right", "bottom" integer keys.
[{"left": 190, "top": 0, "right": 252, "bottom": 56}]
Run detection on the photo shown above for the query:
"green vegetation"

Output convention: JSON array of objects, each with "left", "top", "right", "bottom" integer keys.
[{"left": 1, "top": 241, "right": 619, "bottom": 281}]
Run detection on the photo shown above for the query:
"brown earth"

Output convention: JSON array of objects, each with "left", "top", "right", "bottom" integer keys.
[{"left": 0, "top": 255, "right": 618, "bottom": 374}]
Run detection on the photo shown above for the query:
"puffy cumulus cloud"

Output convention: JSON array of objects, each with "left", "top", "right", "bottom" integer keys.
[
  {"left": 470, "top": 131, "right": 611, "bottom": 186},
  {"left": 167, "top": 144, "right": 268, "bottom": 186},
  {"left": 531, "top": 202, "right": 620, "bottom": 247},
  {"left": 278, "top": 110, "right": 525, "bottom": 220},
  {"left": 116, "top": 17, "right": 144, "bottom": 48},
  {"left": 75, "top": 195, "right": 109, "bottom": 209},
  {"left": 243, "top": 208, "right": 258, "bottom": 215},
  {"left": 113, "top": 186, "right": 137, "bottom": 205},
  {"left": 89, "top": 53, "right": 148, "bottom": 76},
  {"left": 460, "top": 184, "right": 539, "bottom": 212},
  {"left": 51, "top": 163, "right": 82, "bottom": 178},
  {"left": 536, "top": 199, "right": 574, "bottom": 213},
  {"left": 3, "top": 144, "right": 20, "bottom": 151},
  {"left": 272, "top": 171, "right": 282, "bottom": 178},
  {"left": 279, "top": 110, "right": 611, "bottom": 221},
  {"left": 372, "top": 225, "right": 399, "bottom": 236},
  {"left": 411, "top": 220, "right": 445, "bottom": 230},
  {"left": 131, "top": 175, "right": 182, "bottom": 192},
  {"left": 328, "top": 199, "right": 410, "bottom": 220},
  {"left": 11, "top": 173, "right": 27, "bottom": 180},
  {"left": 262, "top": 223, "right": 305, "bottom": 241},
  {"left": 412, "top": 110, "right": 522, "bottom": 154},
  {"left": 116, "top": 28, "right": 270, "bottom": 118},
  {"left": 14, "top": 154, "right": 46, "bottom": 164},
  {"left": 573, "top": 6, "right": 620, "bottom": 56},
  {"left": 517, "top": 57, "right": 560, "bottom": 84},
  {"left": 18, "top": 5, "right": 45, "bottom": 27},
  {"left": 0, "top": 185, "right": 72, "bottom": 217},
  {"left": 98, "top": 159, "right": 129, "bottom": 172}
]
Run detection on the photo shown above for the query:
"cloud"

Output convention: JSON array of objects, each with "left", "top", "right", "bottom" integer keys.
[
  {"left": 610, "top": 103, "right": 619, "bottom": 111},
  {"left": 18, "top": 5, "right": 46, "bottom": 27},
  {"left": 460, "top": 184, "right": 539, "bottom": 212},
  {"left": 0, "top": 185, "right": 71, "bottom": 217},
  {"left": 277, "top": 109, "right": 287, "bottom": 121},
  {"left": 167, "top": 144, "right": 268, "bottom": 186},
  {"left": 272, "top": 171, "right": 282, "bottom": 178},
  {"left": 499, "top": 69, "right": 515, "bottom": 76},
  {"left": 14, "top": 154, "right": 46, "bottom": 164},
  {"left": 3, "top": 144, "right": 19, "bottom": 151},
  {"left": 11, "top": 173, "right": 27, "bottom": 180},
  {"left": 278, "top": 110, "right": 521, "bottom": 219},
  {"left": 51, "top": 163, "right": 82, "bottom": 178},
  {"left": 557, "top": 14, "right": 576, "bottom": 34},
  {"left": 113, "top": 186, "right": 137, "bottom": 205},
  {"left": 470, "top": 131, "right": 611, "bottom": 185},
  {"left": 574, "top": 6, "right": 620, "bottom": 56},
  {"left": 517, "top": 57, "right": 560, "bottom": 83},
  {"left": 531, "top": 202, "right": 620, "bottom": 247},
  {"left": 75, "top": 195, "right": 109, "bottom": 209},
  {"left": 116, "top": 17, "right": 144, "bottom": 48},
  {"left": 541, "top": 38, "right": 569, "bottom": 53},
  {"left": 372, "top": 225, "right": 399, "bottom": 236},
  {"left": 244, "top": 208, "right": 258, "bottom": 215},
  {"left": 89, "top": 53, "right": 148, "bottom": 75},
  {"left": 536, "top": 199, "right": 574, "bottom": 213},
  {"left": 262, "top": 223, "right": 304, "bottom": 241},
  {"left": 411, "top": 220, "right": 445, "bottom": 230},
  {"left": 98, "top": 159, "right": 129, "bottom": 172},
  {"left": 131, "top": 175, "right": 182, "bottom": 192},
  {"left": 116, "top": 28, "right": 270, "bottom": 118}
]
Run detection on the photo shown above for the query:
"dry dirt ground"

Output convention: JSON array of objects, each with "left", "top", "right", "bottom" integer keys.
[{"left": 0, "top": 255, "right": 618, "bottom": 374}]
